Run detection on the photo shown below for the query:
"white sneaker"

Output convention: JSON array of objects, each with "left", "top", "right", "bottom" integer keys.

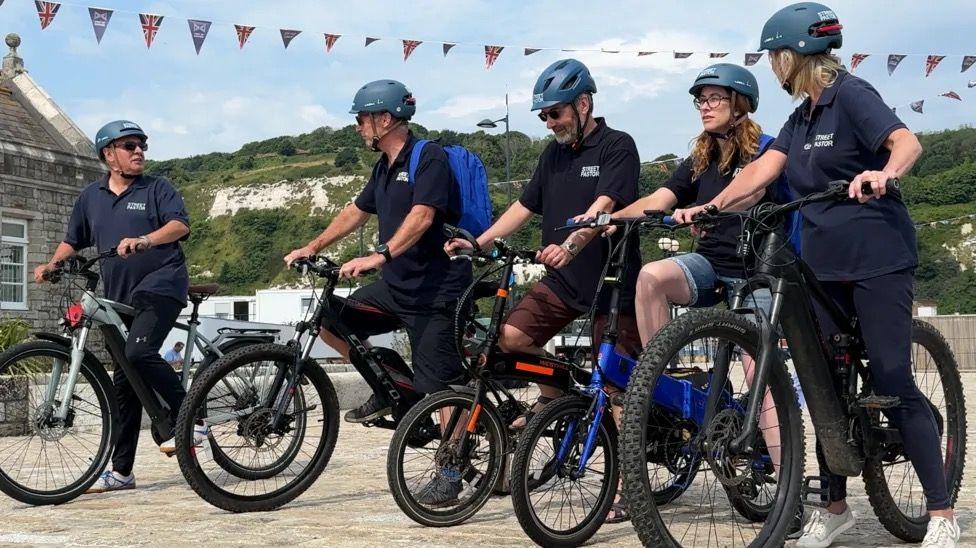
[
  {"left": 160, "top": 421, "right": 209, "bottom": 456},
  {"left": 85, "top": 470, "right": 135, "bottom": 493},
  {"left": 796, "top": 507, "right": 856, "bottom": 548},
  {"left": 921, "top": 516, "right": 961, "bottom": 548}
]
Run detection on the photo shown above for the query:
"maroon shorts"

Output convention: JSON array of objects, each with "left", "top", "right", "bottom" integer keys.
[{"left": 504, "top": 281, "right": 642, "bottom": 360}]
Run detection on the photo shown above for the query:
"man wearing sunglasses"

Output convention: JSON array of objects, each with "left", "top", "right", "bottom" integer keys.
[
  {"left": 34, "top": 120, "right": 204, "bottom": 493},
  {"left": 446, "top": 59, "right": 642, "bottom": 426}
]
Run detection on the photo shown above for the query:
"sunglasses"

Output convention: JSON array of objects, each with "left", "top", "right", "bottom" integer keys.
[
  {"left": 537, "top": 105, "right": 565, "bottom": 122},
  {"left": 114, "top": 140, "right": 149, "bottom": 152}
]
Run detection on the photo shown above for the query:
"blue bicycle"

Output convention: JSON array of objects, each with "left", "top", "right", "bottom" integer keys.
[{"left": 509, "top": 212, "right": 772, "bottom": 547}]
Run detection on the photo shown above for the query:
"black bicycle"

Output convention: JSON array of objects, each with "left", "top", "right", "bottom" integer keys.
[
  {"left": 387, "top": 227, "right": 589, "bottom": 527},
  {"left": 621, "top": 180, "right": 966, "bottom": 547}
]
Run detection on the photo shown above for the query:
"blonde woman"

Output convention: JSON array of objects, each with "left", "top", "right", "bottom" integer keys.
[{"left": 673, "top": 3, "right": 956, "bottom": 547}]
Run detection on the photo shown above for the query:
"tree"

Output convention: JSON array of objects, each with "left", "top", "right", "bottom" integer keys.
[
  {"left": 334, "top": 148, "right": 360, "bottom": 168},
  {"left": 277, "top": 139, "right": 297, "bottom": 157}
]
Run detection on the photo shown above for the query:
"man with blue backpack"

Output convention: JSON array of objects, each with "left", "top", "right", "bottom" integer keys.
[{"left": 285, "top": 79, "right": 483, "bottom": 423}]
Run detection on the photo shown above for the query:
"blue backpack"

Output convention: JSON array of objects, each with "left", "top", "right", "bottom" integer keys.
[
  {"left": 408, "top": 139, "right": 493, "bottom": 237},
  {"left": 757, "top": 134, "right": 801, "bottom": 254}
]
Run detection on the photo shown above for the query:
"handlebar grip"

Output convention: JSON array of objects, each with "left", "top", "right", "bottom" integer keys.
[
  {"left": 662, "top": 215, "right": 676, "bottom": 226},
  {"left": 860, "top": 178, "right": 900, "bottom": 195}
]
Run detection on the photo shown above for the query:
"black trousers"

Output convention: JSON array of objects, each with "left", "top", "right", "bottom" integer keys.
[
  {"left": 111, "top": 291, "right": 186, "bottom": 476},
  {"left": 813, "top": 268, "right": 950, "bottom": 511}
]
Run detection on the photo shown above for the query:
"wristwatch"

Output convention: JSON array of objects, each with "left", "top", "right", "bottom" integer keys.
[
  {"left": 375, "top": 243, "right": 393, "bottom": 263},
  {"left": 560, "top": 240, "right": 580, "bottom": 257}
]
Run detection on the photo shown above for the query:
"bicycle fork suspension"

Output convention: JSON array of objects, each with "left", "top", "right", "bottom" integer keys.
[{"left": 54, "top": 326, "right": 91, "bottom": 421}]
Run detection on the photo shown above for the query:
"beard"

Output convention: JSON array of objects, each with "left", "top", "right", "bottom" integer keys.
[{"left": 553, "top": 125, "right": 578, "bottom": 145}]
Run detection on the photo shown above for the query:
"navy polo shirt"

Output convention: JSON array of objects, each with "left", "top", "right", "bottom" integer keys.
[
  {"left": 354, "top": 132, "right": 471, "bottom": 304},
  {"left": 64, "top": 174, "right": 191, "bottom": 305},
  {"left": 520, "top": 118, "right": 641, "bottom": 313},
  {"left": 771, "top": 71, "right": 917, "bottom": 281},
  {"left": 665, "top": 148, "right": 778, "bottom": 279}
]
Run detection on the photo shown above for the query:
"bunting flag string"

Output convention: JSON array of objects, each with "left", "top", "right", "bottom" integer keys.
[
  {"left": 188, "top": 19, "right": 211, "bottom": 55},
  {"left": 234, "top": 25, "right": 254, "bottom": 49},
  {"left": 4, "top": 0, "right": 975, "bottom": 75},
  {"left": 139, "top": 13, "right": 163, "bottom": 49},
  {"left": 35, "top": 1, "right": 59, "bottom": 29},
  {"left": 402, "top": 39, "right": 421, "bottom": 61},
  {"left": 324, "top": 33, "right": 340, "bottom": 52},
  {"left": 88, "top": 7, "right": 111, "bottom": 43}
]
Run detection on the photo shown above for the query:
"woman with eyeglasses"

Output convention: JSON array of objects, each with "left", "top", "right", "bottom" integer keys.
[{"left": 672, "top": 3, "right": 956, "bottom": 547}]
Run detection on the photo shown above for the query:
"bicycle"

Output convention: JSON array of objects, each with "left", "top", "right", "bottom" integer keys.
[
  {"left": 386, "top": 226, "right": 591, "bottom": 527},
  {"left": 620, "top": 180, "right": 966, "bottom": 547},
  {"left": 173, "top": 253, "right": 473, "bottom": 512},
  {"left": 507, "top": 212, "right": 767, "bottom": 547},
  {"left": 0, "top": 249, "right": 273, "bottom": 505}
]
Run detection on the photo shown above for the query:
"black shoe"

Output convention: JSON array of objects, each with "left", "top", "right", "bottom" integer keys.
[
  {"left": 417, "top": 472, "right": 462, "bottom": 507},
  {"left": 786, "top": 504, "right": 805, "bottom": 540},
  {"left": 344, "top": 395, "right": 392, "bottom": 424}
]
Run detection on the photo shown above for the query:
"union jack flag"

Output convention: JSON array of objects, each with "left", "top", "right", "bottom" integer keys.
[
  {"left": 139, "top": 13, "right": 163, "bottom": 49},
  {"left": 849, "top": 53, "right": 869, "bottom": 72},
  {"left": 235, "top": 25, "right": 254, "bottom": 49},
  {"left": 402, "top": 40, "right": 422, "bottom": 61},
  {"left": 324, "top": 33, "right": 340, "bottom": 53},
  {"left": 35, "top": 1, "right": 60, "bottom": 30},
  {"left": 673, "top": 52, "right": 693, "bottom": 59},
  {"left": 484, "top": 45, "right": 503, "bottom": 70},
  {"left": 925, "top": 55, "right": 945, "bottom": 77},
  {"left": 940, "top": 91, "right": 962, "bottom": 101},
  {"left": 709, "top": 52, "right": 729, "bottom": 58}
]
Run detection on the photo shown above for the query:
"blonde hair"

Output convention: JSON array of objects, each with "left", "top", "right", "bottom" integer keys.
[
  {"left": 771, "top": 49, "right": 842, "bottom": 101},
  {"left": 689, "top": 94, "right": 762, "bottom": 179}
]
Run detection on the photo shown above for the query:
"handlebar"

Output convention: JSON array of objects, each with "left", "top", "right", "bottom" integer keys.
[
  {"left": 43, "top": 249, "right": 119, "bottom": 283},
  {"left": 290, "top": 255, "right": 341, "bottom": 277},
  {"left": 556, "top": 210, "right": 685, "bottom": 233},
  {"left": 443, "top": 224, "right": 537, "bottom": 265}
]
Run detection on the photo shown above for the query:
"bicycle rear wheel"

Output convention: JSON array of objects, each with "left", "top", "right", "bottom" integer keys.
[
  {"left": 862, "top": 320, "right": 967, "bottom": 542},
  {"left": 175, "top": 343, "right": 339, "bottom": 512},
  {"left": 0, "top": 341, "right": 117, "bottom": 505}
]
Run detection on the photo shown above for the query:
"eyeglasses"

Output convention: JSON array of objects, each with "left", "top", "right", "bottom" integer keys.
[
  {"left": 113, "top": 140, "right": 149, "bottom": 152},
  {"left": 537, "top": 105, "right": 565, "bottom": 122},
  {"left": 693, "top": 95, "right": 731, "bottom": 110},
  {"left": 355, "top": 113, "right": 371, "bottom": 126}
]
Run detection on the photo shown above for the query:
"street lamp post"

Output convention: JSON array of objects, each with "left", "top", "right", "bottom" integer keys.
[{"left": 477, "top": 93, "right": 512, "bottom": 205}]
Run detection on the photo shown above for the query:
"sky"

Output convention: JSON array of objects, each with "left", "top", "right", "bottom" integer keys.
[{"left": 1, "top": 0, "right": 974, "bottom": 162}]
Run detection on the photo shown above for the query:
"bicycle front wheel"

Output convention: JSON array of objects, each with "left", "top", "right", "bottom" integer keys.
[
  {"left": 621, "top": 309, "right": 804, "bottom": 548},
  {"left": 174, "top": 343, "right": 339, "bottom": 512},
  {"left": 0, "top": 341, "right": 117, "bottom": 505}
]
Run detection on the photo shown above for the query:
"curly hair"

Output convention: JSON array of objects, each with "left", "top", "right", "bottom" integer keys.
[{"left": 689, "top": 94, "right": 762, "bottom": 179}]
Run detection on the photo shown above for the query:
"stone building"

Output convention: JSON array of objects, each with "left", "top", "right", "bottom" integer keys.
[{"left": 0, "top": 33, "right": 104, "bottom": 330}]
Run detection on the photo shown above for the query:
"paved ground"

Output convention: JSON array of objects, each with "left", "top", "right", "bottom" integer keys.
[{"left": 1, "top": 373, "right": 974, "bottom": 547}]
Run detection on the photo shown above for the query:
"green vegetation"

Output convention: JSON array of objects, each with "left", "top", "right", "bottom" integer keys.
[{"left": 146, "top": 124, "right": 976, "bottom": 313}]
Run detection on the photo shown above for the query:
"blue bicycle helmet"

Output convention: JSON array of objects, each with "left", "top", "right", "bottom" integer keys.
[
  {"left": 690, "top": 63, "right": 760, "bottom": 113},
  {"left": 531, "top": 59, "right": 597, "bottom": 111},
  {"left": 349, "top": 79, "right": 416, "bottom": 120},
  {"left": 94, "top": 120, "right": 147, "bottom": 160},
  {"left": 759, "top": 2, "right": 843, "bottom": 54}
]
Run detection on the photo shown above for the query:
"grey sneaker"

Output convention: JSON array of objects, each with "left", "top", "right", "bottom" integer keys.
[
  {"left": 796, "top": 507, "right": 855, "bottom": 548},
  {"left": 417, "top": 472, "right": 462, "bottom": 507},
  {"left": 921, "top": 516, "right": 960, "bottom": 548},
  {"left": 344, "top": 395, "right": 392, "bottom": 423}
]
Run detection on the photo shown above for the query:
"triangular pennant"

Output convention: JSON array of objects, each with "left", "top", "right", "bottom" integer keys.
[
  {"left": 324, "top": 33, "right": 340, "bottom": 52},
  {"left": 637, "top": 51, "right": 655, "bottom": 56},
  {"left": 709, "top": 52, "right": 729, "bottom": 58},
  {"left": 235, "top": 25, "right": 254, "bottom": 49},
  {"left": 524, "top": 47, "right": 541, "bottom": 56},
  {"left": 970, "top": 80, "right": 976, "bottom": 88},
  {"left": 887, "top": 54, "right": 906, "bottom": 76},
  {"left": 139, "top": 13, "right": 163, "bottom": 49},
  {"left": 940, "top": 91, "right": 962, "bottom": 101},
  {"left": 673, "top": 52, "right": 693, "bottom": 59},
  {"left": 925, "top": 55, "right": 945, "bottom": 77},
  {"left": 35, "top": 1, "right": 60, "bottom": 30},
  {"left": 744, "top": 52, "right": 764, "bottom": 66},
  {"left": 280, "top": 29, "right": 301, "bottom": 49},
  {"left": 484, "top": 45, "right": 503, "bottom": 70},
  {"left": 601, "top": 49, "right": 620, "bottom": 54},
  {"left": 187, "top": 19, "right": 211, "bottom": 55},
  {"left": 891, "top": 107, "right": 897, "bottom": 114},
  {"left": 850, "top": 53, "right": 869, "bottom": 72},
  {"left": 402, "top": 39, "right": 422, "bottom": 61},
  {"left": 365, "top": 36, "right": 379, "bottom": 47},
  {"left": 88, "top": 7, "right": 112, "bottom": 44},
  {"left": 442, "top": 43, "right": 456, "bottom": 56},
  {"left": 962, "top": 56, "right": 976, "bottom": 73},
  {"left": 910, "top": 100, "right": 924, "bottom": 114}
]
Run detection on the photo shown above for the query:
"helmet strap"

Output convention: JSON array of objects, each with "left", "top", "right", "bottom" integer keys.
[
  {"left": 569, "top": 100, "right": 590, "bottom": 152},
  {"left": 369, "top": 113, "right": 404, "bottom": 152}
]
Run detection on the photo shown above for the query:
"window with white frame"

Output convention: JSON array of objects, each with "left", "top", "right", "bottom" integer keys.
[
  {"left": 300, "top": 297, "right": 313, "bottom": 315},
  {"left": 1, "top": 219, "right": 28, "bottom": 309}
]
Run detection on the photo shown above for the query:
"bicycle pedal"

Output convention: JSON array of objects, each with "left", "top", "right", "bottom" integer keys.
[
  {"left": 801, "top": 475, "right": 830, "bottom": 508},
  {"left": 857, "top": 394, "right": 901, "bottom": 409}
]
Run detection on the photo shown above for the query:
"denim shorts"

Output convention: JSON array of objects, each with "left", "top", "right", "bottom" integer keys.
[{"left": 666, "top": 253, "right": 772, "bottom": 315}]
